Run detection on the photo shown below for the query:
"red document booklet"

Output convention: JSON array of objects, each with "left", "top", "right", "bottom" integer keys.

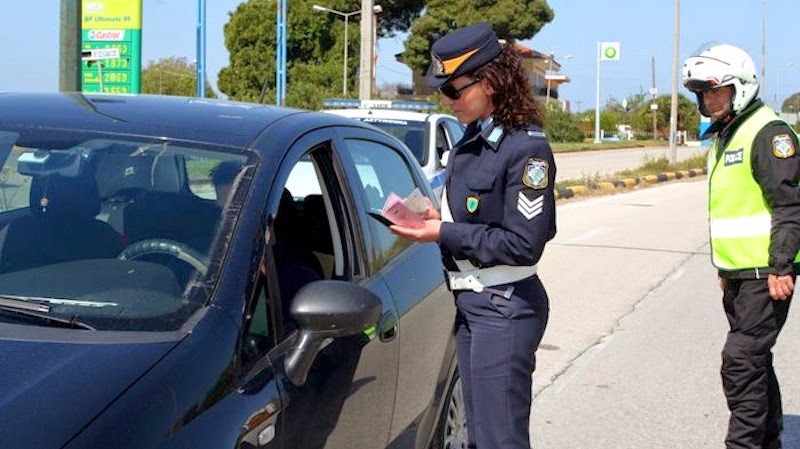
[{"left": 375, "top": 189, "right": 426, "bottom": 229}]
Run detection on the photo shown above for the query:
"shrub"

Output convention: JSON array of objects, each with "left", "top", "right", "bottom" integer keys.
[{"left": 544, "top": 106, "right": 584, "bottom": 143}]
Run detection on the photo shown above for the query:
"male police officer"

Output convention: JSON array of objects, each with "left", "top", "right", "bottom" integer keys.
[{"left": 684, "top": 43, "right": 800, "bottom": 449}]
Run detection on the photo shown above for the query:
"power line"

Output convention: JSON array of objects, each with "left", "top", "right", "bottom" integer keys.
[{"left": 377, "top": 63, "right": 410, "bottom": 76}]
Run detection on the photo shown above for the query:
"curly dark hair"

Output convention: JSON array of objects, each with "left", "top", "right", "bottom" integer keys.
[{"left": 473, "top": 45, "right": 544, "bottom": 130}]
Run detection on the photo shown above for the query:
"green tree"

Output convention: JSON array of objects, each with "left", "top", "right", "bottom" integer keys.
[
  {"left": 620, "top": 93, "right": 699, "bottom": 140},
  {"left": 781, "top": 92, "right": 800, "bottom": 114},
  {"left": 626, "top": 92, "right": 659, "bottom": 137},
  {"left": 676, "top": 94, "right": 701, "bottom": 139},
  {"left": 592, "top": 92, "right": 699, "bottom": 140},
  {"left": 141, "top": 57, "right": 216, "bottom": 97},
  {"left": 401, "top": 0, "right": 554, "bottom": 73},
  {"left": 544, "top": 106, "right": 583, "bottom": 143},
  {"left": 608, "top": 93, "right": 647, "bottom": 132},
  {"left": 217, "top": 0, "right": 426, "bottom": 108},
  {"left": 599, "top": 110, "right": 621, "bottom": 138},
  {"left": 569, "top": 109, "right": 618, "bottom": 141}
]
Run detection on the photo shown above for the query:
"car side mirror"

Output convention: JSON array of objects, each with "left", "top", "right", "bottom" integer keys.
[
  {"left": 284, "top": 280, "right": 382, "bottom": 386},
  {"left": 440, "top": 150, "right": 451, "bottom": 168}
]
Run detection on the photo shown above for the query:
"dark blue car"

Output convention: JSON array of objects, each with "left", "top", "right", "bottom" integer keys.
[{"left": 0, "top": 93, "right": 465, "bottom": 449}]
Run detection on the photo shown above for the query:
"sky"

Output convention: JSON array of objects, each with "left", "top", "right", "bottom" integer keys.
[{"left": 1, "top": 0, "right": 799, "bottom": 112}]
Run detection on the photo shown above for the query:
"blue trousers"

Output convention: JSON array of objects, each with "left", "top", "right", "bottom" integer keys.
[{"left": 453, "top": 275, "right": 549, "bottom": 449}]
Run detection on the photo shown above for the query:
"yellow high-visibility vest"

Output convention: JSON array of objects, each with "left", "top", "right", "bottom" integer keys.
[{"left": 708, "top": 105, "right": 800, "bottom": 270}]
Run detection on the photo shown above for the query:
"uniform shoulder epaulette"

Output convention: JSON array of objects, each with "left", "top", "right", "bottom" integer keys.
[{"left": 526, "top": 130, "right": 546, "bottom": 139}]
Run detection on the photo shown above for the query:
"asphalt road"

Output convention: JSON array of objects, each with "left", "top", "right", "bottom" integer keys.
[
  {"left": 531, "top": 179, "right": 800, "bottom": 448},
  {"left": 554, "top": 145, "right": 709, "bottom": 182}
]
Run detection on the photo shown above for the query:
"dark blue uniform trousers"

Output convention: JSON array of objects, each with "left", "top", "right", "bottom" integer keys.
[
  {"left": 453, "top": 275, "right": 549, "bottom": 449},
  {"left": 721, "top": 279, "right": 792, "bottom": 449}
]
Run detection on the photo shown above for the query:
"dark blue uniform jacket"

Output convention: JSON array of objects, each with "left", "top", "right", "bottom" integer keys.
[{"left": 440, "top": 120, "right": 557, "bottom": 269}]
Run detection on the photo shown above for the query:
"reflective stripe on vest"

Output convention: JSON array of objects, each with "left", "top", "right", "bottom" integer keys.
[{"left": 708, "top": 105, "right": 800, "bottom": 270}]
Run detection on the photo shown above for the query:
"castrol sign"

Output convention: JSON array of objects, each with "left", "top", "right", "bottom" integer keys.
[{"left": 87, "top": 30, "right": 125, "bottom": 41}]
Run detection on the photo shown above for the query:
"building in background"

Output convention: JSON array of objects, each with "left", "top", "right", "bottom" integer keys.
[{"left": 399, "top": 42, "right": 570, "bottom": 107}]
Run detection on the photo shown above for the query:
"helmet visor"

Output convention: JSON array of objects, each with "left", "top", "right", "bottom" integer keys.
[{"left": 685, "top": 78, "right": 719, "bottom": 92}]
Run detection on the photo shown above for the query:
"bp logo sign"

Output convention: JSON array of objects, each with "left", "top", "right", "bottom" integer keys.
[{"left": 600, "top": 42, "right": 620, "bottom": 61}]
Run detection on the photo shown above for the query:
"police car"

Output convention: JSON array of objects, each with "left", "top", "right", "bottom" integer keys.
[{"left": 322, "top": 99, "right": 465, "bottom": 196}]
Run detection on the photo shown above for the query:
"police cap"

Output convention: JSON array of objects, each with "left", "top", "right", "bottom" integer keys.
[{"left": 425, "top": 23, "right": 503, "bottom": 88}]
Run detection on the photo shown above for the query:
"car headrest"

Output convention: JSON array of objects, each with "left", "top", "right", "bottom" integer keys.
[
  {"left": 274, "top": 188, "right": 300, "bottom": 243},
  {"left": 94, "top": 147, "right": 155, "bottom": 198},
  {"left": 403, "top": 130, "right": 425, "bottom": 161},
  {"left": 29, "top": 174, "right": 101, "bottom": 220}
]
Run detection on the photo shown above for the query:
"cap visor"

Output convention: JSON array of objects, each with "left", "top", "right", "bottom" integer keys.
[{"left": 425, "top": 64, "right": 452, "bottom": 88}]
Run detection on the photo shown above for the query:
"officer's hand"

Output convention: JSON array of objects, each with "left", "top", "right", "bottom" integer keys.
[
  {"left": 768, "top": 274, "right": 794, "bottom": 301},
  {"left": 719, "top": 277, "right": 727, "bottom": 291},
  {"left": 421, "top": 197, "right": 441, "bottom": 220},
  {"left": 390, "top": 219, "right": 442, "bottom": 243}
]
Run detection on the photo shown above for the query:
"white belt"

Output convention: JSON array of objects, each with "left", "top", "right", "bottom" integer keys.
[
  {"left": 447, "top": 258, "right": 537, "bottom": 292},
  {"left": 440, "top": 187, "right": 537, "bottom": 292}
]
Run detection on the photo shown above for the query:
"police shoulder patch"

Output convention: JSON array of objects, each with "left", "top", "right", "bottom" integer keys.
[
  {"left": 772, "top": 133, "right": 796, "bottom": 159},
  {"left": 522, "top": 158, "right": 548, "bottom": 189}
]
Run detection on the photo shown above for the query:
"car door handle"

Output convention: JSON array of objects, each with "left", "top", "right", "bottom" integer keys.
[{"left": 379, "top": 310, "right": 398, "bottom": 342}]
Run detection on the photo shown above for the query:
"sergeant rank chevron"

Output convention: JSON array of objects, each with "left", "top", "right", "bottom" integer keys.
[{"left": 517, "top": 191, "right": 543, "bottom": 220}]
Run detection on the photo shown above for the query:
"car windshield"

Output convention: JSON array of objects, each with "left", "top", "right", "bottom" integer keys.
[
  {"left": 356, "top": 118, "right": 427, "bottom": 165},
  {"left": 0, "top": 127, "right": 254, "bottom": 332}
]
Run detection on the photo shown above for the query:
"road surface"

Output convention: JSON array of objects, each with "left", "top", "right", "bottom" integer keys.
[
  {"left": 554, "top": 145, "right": 709, "bottom": 182},
  {"left": 531, "top": 179, "right": 800, "bottom": 448}
]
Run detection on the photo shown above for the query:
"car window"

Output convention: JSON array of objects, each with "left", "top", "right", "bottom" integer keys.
[
  {"left": 435, "top": 123, "right": 448, "bottom": 161},
  {"left": 241, "top": 151, "right": 331, "bottom": 364},
  {"left": 443, "top": 118, "right": 466, "bottom": 150},
  {"left": 266, "top": 145, "right": 358, "bottom": 339},
  {"left": 240, "top": 285, "right": 274, "bottom": 368},
  {"left": 354, "top": 119, "right": 427, "bottom": 166},
  {"left": 187, "top": 158, "right": 229, "bottom": 202},
  {"left": 0, "top": 127, "right": 254, "bottom": 332},
  {"left": 343, "top": 138, "right": 423, "bottom": 272},
  {"left": 0, "top": 148, "right": 33, "bottom": 213}
]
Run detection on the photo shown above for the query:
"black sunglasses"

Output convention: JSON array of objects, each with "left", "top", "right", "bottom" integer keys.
[{"left": 438, "top": 78, "right": 480, "bottom": 100}]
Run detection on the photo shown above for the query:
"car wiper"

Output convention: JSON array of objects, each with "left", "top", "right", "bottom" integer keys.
[{"left": 0, "top": 297, "right": 96, "bottom": 330}]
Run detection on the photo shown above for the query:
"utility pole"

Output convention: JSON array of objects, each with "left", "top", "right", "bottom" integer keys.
[
  {"left": 594, "top": 42, "right": 602, "bottom": 143},
  {"left": 372, "top": 11, "right": 378, "bottom": 97},
  {"left": 651, "top": 56, "right": 658, "bottom": 139},
  {"left": 546, "top": 53, "right": 554, "bottom": 105},
  {"left": 196, "top": 0, "right": 206, "bottom": 98},
  {"left": 358, "top": 0, "right": 375, "bottom": 100},
  {"left": 668, "top": 0, "right": 680, "bottom": 164},
  {"left": 761, "top": 0, "right": 767, "bottom": 100},
  {"left": 276, "top": 0, "right": 287, "bottom": 105},
  {"left": 59, "top": 0, "right": 82, "bottom": 91}
]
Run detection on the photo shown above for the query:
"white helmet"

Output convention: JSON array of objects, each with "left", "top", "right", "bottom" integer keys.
[{"left": 682, "top": 43, "right": 759, "bottom": 117}]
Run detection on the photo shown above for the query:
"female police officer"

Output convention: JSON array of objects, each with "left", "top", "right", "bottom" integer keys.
[{"left": 390, "top": 23, "right": 556, "bottom": 449}]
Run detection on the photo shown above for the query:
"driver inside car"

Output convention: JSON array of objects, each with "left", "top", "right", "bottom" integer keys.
[{"left": 210, "top": 161, "right": 322, "bottom": 304}]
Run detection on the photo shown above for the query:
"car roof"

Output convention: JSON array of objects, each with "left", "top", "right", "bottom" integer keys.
[
  {"left": 323, "top": 107, "right": 433, "bottom": 121},
  {"left": 0, "top": 92, "right": 368, "bottom": 150}
]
